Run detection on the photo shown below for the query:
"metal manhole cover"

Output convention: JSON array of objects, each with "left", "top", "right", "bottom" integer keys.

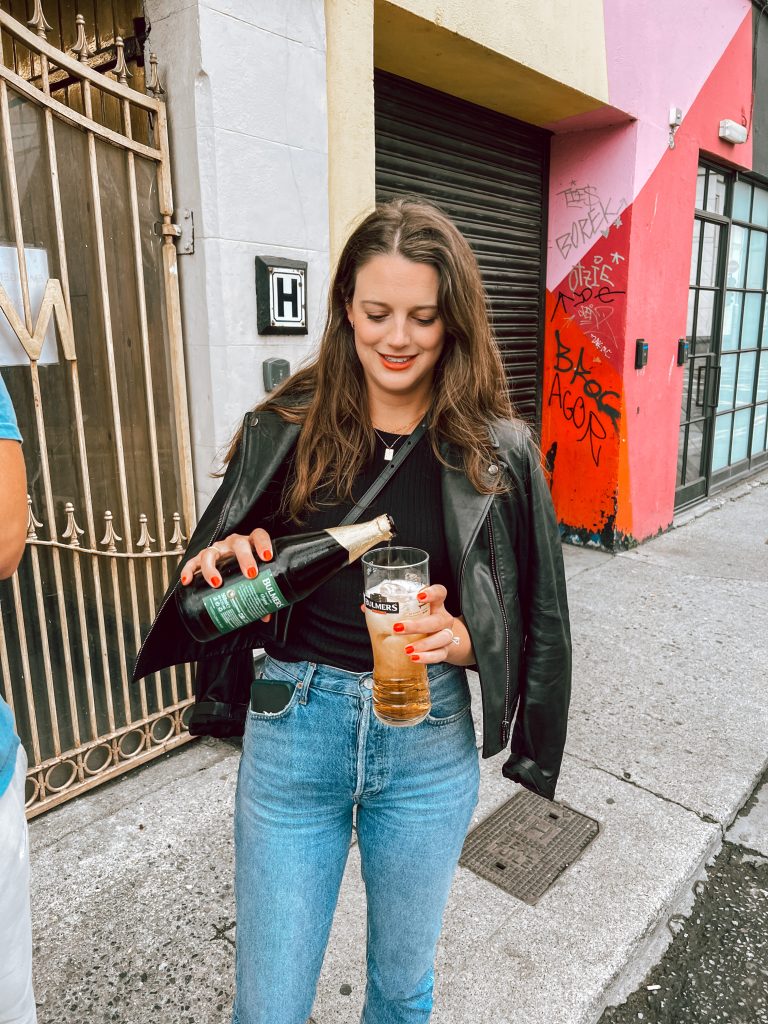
[{"left": 459, "top": 789, "right": 600, "bottom": 905}]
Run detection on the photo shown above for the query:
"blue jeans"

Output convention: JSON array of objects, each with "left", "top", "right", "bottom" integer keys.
[{"left": 232, "top": 656, "right": 480, "bottom": 1024}]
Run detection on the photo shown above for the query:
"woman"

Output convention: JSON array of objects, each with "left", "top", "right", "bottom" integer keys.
[{"left": 134, "top": 198, "right": 571, "bottom": 1024}]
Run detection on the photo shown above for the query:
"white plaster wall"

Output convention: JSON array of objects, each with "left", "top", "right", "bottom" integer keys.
[{"left": 145, "top": 0, "right": 330, "bottom": 509}]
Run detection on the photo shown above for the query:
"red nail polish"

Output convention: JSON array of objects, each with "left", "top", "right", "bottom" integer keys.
[
  {"left": 262, "top": 549, "right": 273, "bottom": 561},
  {"left": 247, "top": 567, "right": 257, "bottom": 579},
  {"left": 410, "top": 655, "right": 419, "bottom": 661},
  {"left": 393, "top": 623, "right": 404, "bottom": 633},
  {"left": 180, "top": 574, "right": 189, "bottom": 585},
  {"left": 211, "top": 576, "right": 221, "bottom": 588},
  {"left": 404, "top": 645, "right": 414, "bottom": 654},
  {"left": 417, "top": 592, "right": 427, "bottom": 601}
]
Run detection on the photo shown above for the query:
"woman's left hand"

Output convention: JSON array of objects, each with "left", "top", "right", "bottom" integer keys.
[{"left": 393, "top": 584, "right": 475, "bottom": 667}]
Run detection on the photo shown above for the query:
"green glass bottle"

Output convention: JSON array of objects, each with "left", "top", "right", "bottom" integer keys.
[{"left": 176, "top": 514, "right": 395, "bottom": 642}]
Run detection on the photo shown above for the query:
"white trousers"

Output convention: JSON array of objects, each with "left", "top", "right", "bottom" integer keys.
[{"left": 0, "top": 745, "right": 36, "bottom": 1024}]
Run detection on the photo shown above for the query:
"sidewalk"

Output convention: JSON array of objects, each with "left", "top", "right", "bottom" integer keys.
[{"left": 28, "top": 473, "right": 768, "bottom": 1024}]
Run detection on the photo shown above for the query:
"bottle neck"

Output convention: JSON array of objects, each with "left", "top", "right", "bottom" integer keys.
[{"left": 326, "top": 514, "right": 394, "bottom": 563}]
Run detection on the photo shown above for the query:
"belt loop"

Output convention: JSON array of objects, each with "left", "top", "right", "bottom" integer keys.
[{"left": 298, "top": 662, "right": 316, "bottom": 704}]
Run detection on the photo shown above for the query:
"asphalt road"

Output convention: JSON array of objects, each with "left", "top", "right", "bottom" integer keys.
[{"left": 600, "top": 823, "right": 768, "bottom": 1024}]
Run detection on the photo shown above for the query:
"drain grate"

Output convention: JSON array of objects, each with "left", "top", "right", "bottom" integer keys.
[{"left": 459, "top": 789, "right": 600, "bottom": 905}]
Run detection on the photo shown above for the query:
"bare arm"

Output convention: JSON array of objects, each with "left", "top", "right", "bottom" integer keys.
[{"left": 0, "top": 439, "right": 27, "bottom": 579}]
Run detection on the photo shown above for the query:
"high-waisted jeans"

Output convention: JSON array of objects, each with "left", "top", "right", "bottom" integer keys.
[{"left": 232, "top": 655, "right": 480, "bottom": 1024}]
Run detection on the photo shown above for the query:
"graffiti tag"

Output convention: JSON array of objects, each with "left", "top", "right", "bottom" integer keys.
[
  {"left": 547, "top": 331, "right": 620, "bottom": 467},
  {"left": 551, "top": 255, "right": 626, "bottom": 353},
  {"left": 555, "top": 183, "right": 627, "bottom": 260}
]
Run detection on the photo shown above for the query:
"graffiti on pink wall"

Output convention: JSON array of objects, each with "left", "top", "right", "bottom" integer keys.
[
  {"left": 553, "top": 182, "right": 627, "bottom": 262},
  {"left": 542, "top": 0, "right": 754, "bottom": 547},
  {"left": 543, "top": 182, "right": 629, "bottom": 543}
]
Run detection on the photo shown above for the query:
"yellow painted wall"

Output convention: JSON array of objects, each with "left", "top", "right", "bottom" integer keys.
[
  {"left": 325, "top": 0, "right": 609, "bottom": 264},
  {"left": 325, "top": 0, "right": 377, "bottom": 264},
  {"left": 379, "top": 0, "right": 609, "bottom": 116}
]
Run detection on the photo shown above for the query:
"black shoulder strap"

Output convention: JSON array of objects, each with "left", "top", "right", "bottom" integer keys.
[{"left": 340, "top": 420, "right": 428, "bottom": 526}]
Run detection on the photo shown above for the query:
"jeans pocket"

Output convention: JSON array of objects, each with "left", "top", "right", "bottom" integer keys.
[
  {"left": 424, "top": 668, "right": 471, "bottom": 726},
  {"left": 247, "top": 658, "right": 303, "bottom": 721}
]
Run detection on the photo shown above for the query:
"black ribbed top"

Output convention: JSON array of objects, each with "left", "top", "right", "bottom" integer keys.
[{"left": 262, "top": 430, "right": 455, "bottom": 672}]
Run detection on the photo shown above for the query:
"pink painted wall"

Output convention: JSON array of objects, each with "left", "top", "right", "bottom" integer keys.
[{"left": 543, "top": 0, "right": 754, "bottom": 545}]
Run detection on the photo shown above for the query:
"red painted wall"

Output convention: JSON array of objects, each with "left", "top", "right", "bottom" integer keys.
[
  {"left": 622, "top": 15, "right": 754, "bottom": 540},
  {"left": 542, "top": 8, "right": 754, "bottom": 547}
]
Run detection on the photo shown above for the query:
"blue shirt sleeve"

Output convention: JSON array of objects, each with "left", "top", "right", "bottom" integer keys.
[
  {"left": 0, "top": 374, "right": 22, "bottom": 442},
  {"left": 0, "top": 376, "right": 22, "bottom": 795}
]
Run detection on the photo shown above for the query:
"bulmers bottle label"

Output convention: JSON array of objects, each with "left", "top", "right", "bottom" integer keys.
[{"left": 202, "top": 569, "right": 290, "bottom": 635}]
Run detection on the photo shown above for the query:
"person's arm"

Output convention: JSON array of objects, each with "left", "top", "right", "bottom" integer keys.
[
  {"left": 0, "top": 439, "right": 27, "bottom": 579},
  {"left": 502, "top": 432, "right": 572, "bottom": 800}
]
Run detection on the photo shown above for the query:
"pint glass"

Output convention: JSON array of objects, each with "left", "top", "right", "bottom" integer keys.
[{"left": 362, "top": 546, "right": 430, "bottom": 726}]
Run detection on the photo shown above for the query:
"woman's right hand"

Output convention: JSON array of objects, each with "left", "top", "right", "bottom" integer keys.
[{"left": 179, "top": 527, "right": 275, "bottom": 620}]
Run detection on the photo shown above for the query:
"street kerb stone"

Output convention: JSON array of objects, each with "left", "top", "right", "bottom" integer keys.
[{"left": 459, "top": 789, "right": 600, "bottom": 905}]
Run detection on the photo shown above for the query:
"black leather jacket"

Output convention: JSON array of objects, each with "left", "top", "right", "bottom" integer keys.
[{"left": 134, "top": 410, "right": 571, "bottom": 799}]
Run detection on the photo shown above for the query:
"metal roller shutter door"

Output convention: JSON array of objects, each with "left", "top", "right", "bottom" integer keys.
[{"left": 375, "top": 70, "right": 549, "bottom": 426}]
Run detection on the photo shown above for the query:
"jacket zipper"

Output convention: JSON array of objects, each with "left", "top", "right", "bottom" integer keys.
[
  {"left": 486, "top": 512, "right": 512, "bottom": 746},
  {"left": 134, "top": 417, "right": 253, "bottom": 672},
  {"left": 457, "top": 492, "right": 495, "bottom": 600}
]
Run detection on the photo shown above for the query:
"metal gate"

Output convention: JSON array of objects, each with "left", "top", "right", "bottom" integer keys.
[{"left": 0, "top": 7, "right": 196, "bottom": 816}]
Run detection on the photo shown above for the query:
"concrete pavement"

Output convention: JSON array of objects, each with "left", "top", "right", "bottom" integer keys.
[
  {"left": 600, "top": 770, "right": 768, "bottom": 1024},
  {"left": 28, "top": 472, "right": 768, "bottom": 1024}
]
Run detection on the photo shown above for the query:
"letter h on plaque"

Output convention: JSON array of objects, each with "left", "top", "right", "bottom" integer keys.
[{"left": 255, "top": 256, "right": 308, "bottom": 335}]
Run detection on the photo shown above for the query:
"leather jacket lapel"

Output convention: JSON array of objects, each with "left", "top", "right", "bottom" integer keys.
[
  {"left": 222, "top": 411, "right": 300, "bottom": 538},
  {"left": 439, "top": 440, "right": 495, "bottom": 590}
]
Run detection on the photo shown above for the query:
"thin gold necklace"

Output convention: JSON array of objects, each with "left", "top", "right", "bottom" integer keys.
[
  {"left": 372, "top": 427, "right": 405, "bottom": 462},
  {"left": 371, "top": 412, "right": 426, "bottom": 462}
]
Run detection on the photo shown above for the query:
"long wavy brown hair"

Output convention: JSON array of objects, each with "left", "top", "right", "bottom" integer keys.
[{"left": 225, "top": 197, "right": 517, "bottom": 521}]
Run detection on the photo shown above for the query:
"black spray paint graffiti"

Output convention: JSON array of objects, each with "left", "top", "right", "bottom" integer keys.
[
  {"left": 555, "top": 183, "right": 627, "bottom": 260},
  {"left": 547, "top": 331, "right": 620, "bottom": 467},
  {"left": 551, "top": 253, "right": 627, "bottom": 355}
]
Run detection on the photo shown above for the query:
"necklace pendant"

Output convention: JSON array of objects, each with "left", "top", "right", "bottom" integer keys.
[{"left": 384, "top": 447, "right": 395, "bottom": 462}]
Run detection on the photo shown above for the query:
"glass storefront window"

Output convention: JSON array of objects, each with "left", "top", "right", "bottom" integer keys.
[
  {"left": 747, "top": 230, "right": 767, "bottom": 289},
  {"left": 731, "top": 408, "right": 751, "bottom": 462},
  {"left": 741, "top": 293, "right": 762, "bottom": 347},
  {"left": 689, "top": 220, "right": 701, "bottom": 286},
  {"left": 752, "top": 406, "right": 768, "bottom": 455},
  {"left": 706, "top": 172, "right": 727, "bottom": 214},
  {"left": 736, "top": 352, "right": 757, "bottom": 405},
  {"left": 727, "top": 225, "right": 747, "bottom": 287},
  {"left": 678, "top": 166, "right": 768, "bottom": 510},
  {"left": 718, "top": 354, "right": 737, "bottom": 409},
  {"left": 732, "top": 180, "right": 752, "bottom": 221},
  {"left": 701, "top": 221, "right": 722, "bottom": 286},
  {"left": 721, "top": 293, "right": 742, "bottom": 351},
  {"left": 757, "top": 351, "right": 768, "bottom": 402},
  {"left": 695, "top": 167, "right": 706, "bottom": 210},
  {"left": 711, "top": 415, "right": 732, "bottom": 470},
  {"left": 695, "top": 290, "right": 715, "bottom": 349},
  {"left": 752, "top": 188, "right": 768, "bottom": 228},
  {"left": 686, "top": 289, "right": 696, "bottom": 339}
]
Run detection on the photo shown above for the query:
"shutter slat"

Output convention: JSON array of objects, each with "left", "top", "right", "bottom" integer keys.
[{"left": 374, "top": 70, "right": 548, "bottom": 425}]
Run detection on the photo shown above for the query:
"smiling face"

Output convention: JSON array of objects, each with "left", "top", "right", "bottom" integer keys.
[{"left": 346, "top": 253, "right": 446, "bottom": 418}]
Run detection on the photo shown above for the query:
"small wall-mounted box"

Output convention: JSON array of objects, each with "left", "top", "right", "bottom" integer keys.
[
  {"left": 263, "top": 357, "right": 291, "bottom": 392},
  {"left": 677, "top": 339, "right": 689, "bottom": 366},
  {"left": 635, "top": 339, "right": 649, "bottom": 370},
  {"left": 719, "top": 119, "right": 748, "bottom": 145}
]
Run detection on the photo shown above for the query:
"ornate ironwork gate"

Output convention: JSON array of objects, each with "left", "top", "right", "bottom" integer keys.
[{"left": 0, "top": 6, "right": 196, "bottom": 817}]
